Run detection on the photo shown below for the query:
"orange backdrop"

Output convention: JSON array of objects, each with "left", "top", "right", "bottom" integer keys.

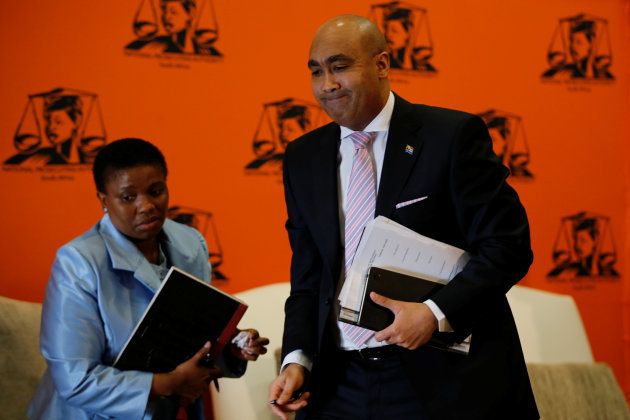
[{"left": 1, "top": 0, "right": 628, "bottom": 401}]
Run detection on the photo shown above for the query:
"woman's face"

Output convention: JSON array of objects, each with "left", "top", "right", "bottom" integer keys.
[{"left": 98, "top": 164, "right": 168, "bottom": 244}]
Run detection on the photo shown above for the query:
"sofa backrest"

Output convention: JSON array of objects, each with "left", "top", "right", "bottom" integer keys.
[{"left": 0, "top": 295, "right": 46, "bottom": 419}]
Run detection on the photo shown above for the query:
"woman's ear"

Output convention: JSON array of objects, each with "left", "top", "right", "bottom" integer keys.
[{"left": 97, "top": 191, "right": 108, "bottom": 212}]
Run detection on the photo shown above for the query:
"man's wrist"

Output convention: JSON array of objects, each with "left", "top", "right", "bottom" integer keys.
[
  {"left": 281, "top": 349, "right": 313, "bottom": 372},
  {"left": 424, "top": 299, "right": 454, "bottom": 332}
]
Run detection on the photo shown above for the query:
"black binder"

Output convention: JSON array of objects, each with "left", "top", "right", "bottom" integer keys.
[
  {"left": 114, "top": 266, "right": 247, "bottom": 372},
  {"left": 344, "top": 266, "right": 443, "bottom": 331},
  {"left": 338, "top": 267, "right": 469, "bottom": 353}
]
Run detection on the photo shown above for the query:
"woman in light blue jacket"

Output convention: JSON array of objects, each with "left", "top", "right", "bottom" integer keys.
[{"left": 28, "top": 138, "right": 268, "bottom": 419}]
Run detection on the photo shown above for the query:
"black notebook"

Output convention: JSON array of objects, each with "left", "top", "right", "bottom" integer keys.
[
  {"left": 339, "top": 266, "right": 470, "bottom": 354},
  {"left": 114, "top": 266, "right": 247, "bottom": 372},
  {"left": 339, "top": 266, "right": 443, "bottom": 331}
]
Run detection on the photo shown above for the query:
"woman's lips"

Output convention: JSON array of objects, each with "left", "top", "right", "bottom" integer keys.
[{"left": 137, "top": 218, "right": 161, "bottom": 231}]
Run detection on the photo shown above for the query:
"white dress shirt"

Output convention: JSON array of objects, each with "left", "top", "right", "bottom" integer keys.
[{"left": 282, "top": 92, "right": 451, "bottom": 371}]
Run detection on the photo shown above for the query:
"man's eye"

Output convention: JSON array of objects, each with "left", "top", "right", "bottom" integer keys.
[
  {"left": 333, "top": 65, "right": 347, "bottom": 72},
  {"left": 311, "top": 69, "right": 322, "bottom": 76}
]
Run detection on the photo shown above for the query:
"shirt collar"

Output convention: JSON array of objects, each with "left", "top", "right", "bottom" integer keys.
[{"left": 340, "top": 91, "right": 395, "bottom": 140}]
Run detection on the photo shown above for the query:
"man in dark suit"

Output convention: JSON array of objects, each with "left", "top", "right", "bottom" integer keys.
[{"left": 269, "top": 15, "right": 538, "bottom": 420}]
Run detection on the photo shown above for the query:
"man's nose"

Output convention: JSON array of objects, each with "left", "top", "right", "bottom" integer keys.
[{"left": 322, "top": 71, "right": 340, "bottom": 92}]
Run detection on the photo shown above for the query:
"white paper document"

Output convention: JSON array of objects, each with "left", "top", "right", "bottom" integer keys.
[
  {"left": 340, "top": 216, "right": 470, "bottom": 309},
  {"left": 339, "top": 216, "right": 472, "bottom": 353}
]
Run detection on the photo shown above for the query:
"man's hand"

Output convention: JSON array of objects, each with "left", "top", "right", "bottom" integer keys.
[
  {"left": 371, "top": 292, "right": 437, "bottom": 350},
  {"left": 268, "top": 363, "right": 310, "bottom": 420}
]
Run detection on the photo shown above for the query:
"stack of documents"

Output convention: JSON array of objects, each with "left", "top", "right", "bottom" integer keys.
[{"left": 338, "top": 216, "right": 472, "bottom": 353}]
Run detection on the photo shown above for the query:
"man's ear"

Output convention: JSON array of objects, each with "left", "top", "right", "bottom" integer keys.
[{"left": 375, "top": 51, "right": 390, "bottom": 78}]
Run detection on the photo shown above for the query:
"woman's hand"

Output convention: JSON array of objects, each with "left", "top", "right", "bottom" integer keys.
[
  {"left": 230, "top": 329, "right": 269, "bottom": 361},
  {"left": 151, "top": 341, "right": 222, "bottom": 405}
]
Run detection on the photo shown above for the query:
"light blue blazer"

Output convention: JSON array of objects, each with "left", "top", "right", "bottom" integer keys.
[{"left": 28, "top": 214, "right": 236, "bottom": 419}]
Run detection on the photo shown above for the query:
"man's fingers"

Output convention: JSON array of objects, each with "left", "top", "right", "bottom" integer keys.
[
  {"left": 277, "top": 381, "right": 298, "bottom": 404},
  {"left": 370, "top": 291, "right": 397, "bottom": 311},
  {"left": 270, "top": 402, "right": 290, "bottom": 420},
  {"left": 374, "top": 330, "right": 392, "bottom": 343},
  {"left": 281, "top": 392, "right": 310, "bottom": 411}
]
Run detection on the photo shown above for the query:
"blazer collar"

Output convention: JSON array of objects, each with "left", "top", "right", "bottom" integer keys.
[
  {"left": 309, "top": 123, "right": 343, "bottom": 278},
  {"left": 376, "top": 94, "right": 425, "bottom": 217},
  {"left": 98, "top": 215, "right": 193, "bottom": 292}
]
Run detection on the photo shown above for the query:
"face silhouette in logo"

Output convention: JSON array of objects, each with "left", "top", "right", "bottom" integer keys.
[
  {"left": 574, "top": 223, "right": 596, "bottom": 262},
  {"left": 542, "top": 14, "right": 614, "bottom": 80},
  {"left": 167, "top": 206, "right": 227, "bottom": 281},
  {"left": 46, "top": 99, "right": 81, "bottom": 148},
  {"left": 246, "top": 99, "right": 323, "bottom": 172},
  {"left": 384, "top": 11, "right": 410, "bottom": 51},
  {"left": 5, "top": 95, "right": 87, "bottom": 165},
  {"left": 126, "top": 0, "right": 221, "bottom": 56},
  {"left": 278, "top": 106, "right": 310, "bottom": 148},
  {"left": 548, "top": 212, "right": 619, "bottom": 278},
  {"left": 384, "top": 9, "right": 413, "bottom": 69},
  {"left": 478, "top": 109, "right": 532, "bottom": 178},
  {"left": 161, "top": 0, "right": 191, "bottom": 34},
  {"left": 570, "top": 23, "right": 593, "bottom": 64},
  {"left": 370, "top": 2, "right": 436, "bottom": 73}
]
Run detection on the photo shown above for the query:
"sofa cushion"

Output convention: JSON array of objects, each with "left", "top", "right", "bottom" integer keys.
[
  {"left": 527, "top": 363, "right": 630, "bottom": 420},
  {"left": 0, "top": 295, "right": 46, "bottom": 419}
]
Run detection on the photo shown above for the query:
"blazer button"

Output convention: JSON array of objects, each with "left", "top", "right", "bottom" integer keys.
[{"left": 324, "top": 297, "right": 332, "bottom": 305}]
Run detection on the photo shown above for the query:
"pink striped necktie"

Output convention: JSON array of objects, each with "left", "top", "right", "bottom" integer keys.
[{"left": 340, "top": 131, "right": 377, "bottom": 346}]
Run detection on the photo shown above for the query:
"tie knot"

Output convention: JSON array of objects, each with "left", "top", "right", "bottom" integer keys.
[{"left": 349, "top": 131, "right": 374, "bottom": 150}]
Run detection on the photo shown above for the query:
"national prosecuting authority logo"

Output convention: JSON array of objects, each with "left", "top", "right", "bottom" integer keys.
[
  {"left": 477, "top": 109, "right": 533, "bottom": 179},
  {"left": 547, "top": 211, "right": 619, "bottom": 289},
  {"left": 2, "top": 88, "right": 107, "bottom": 180},
  {"left": 168, "top": 206, "right": 228, "bottom": 282},
  {"left": 125, "top": 0, "right": 222, "bottom": 63},
  {"left": 541, "top": 13, "right": 614, "bottom": 88},
  {"left": 245, "top": 98, "right": 326, "bottom": 177},
  {"left": 369, "top": 1, "right": 437, "bottom": 78}
]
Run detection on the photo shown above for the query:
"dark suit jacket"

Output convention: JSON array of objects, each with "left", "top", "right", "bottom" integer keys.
[{"left": 281, "top": 94, "right": 538, "bottom": 420}]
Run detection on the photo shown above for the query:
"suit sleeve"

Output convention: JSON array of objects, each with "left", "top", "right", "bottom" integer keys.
[
  {"left": 430, "top": 115, "right": 533, "bottom": 332},
  {"left": 40, "top": 246, "right": 153, "bottom": 418},
  {"left": 280, "top": 144, "right": 321, "bottom": 360}
]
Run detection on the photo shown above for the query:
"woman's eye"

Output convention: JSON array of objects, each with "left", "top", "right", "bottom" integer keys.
[
  {"left": 121, "top": 195, "right": 135, "bottom": 202},
  {"left": 151, "top": 188, "right": 164, "bottom": 197}
]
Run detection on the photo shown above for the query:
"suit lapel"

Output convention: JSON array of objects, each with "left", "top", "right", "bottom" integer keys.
[
  {"left": 376, "top": 95, "right": 424, "bottom": 218},
  {"left": 99, "top": 214, "right": 162, "bottom": 292},
  {"left": 309, "top": 124, "right": 343, "bottom": 282}
]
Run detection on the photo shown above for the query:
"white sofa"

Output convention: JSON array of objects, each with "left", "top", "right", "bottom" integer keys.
[{"left": 2, "top": 284, "right": 627, "bottom": 419}]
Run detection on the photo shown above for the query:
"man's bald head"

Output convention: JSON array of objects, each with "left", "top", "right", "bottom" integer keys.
[
  {"left": 308, "top": 15, "right": 391, "bottom": 130},
  {"left": 311, "top": 15, "right": 388, "bottom": 58}
]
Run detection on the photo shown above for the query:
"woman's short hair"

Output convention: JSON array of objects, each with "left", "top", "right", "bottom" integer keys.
[{"left": 92, "top": 138, "right": 168, "bottom": 193}]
